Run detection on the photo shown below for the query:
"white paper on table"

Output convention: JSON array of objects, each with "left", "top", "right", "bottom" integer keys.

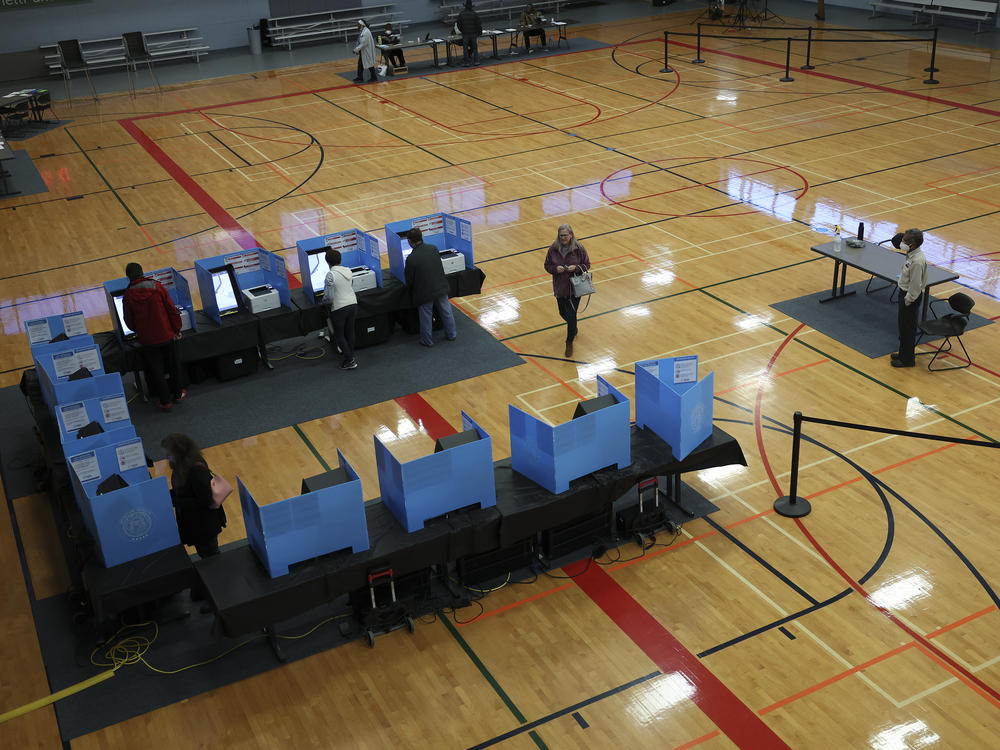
[
  {"left": 69, "top": 451, "right": 101, "bottom": 483},
  {"left": 59, "top": 402, "right": 90, "bottom": 433},
  {"left": 115, "top": 438, "right": 146, "bottom": 473},
  {"left": 99, "top": 395, "right": 129, "bottom": 423}
]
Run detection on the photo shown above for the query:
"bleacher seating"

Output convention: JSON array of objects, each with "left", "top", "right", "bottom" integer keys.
[
  {"left": 41, "top": 28, "right": 209, "bottom": 75},
  {"left": 263, "top": 4, "right": 401, "bottom": 49},
  {"left": 440, "top": 0, "right": 563, "bottom": 24},
  {"left": 871, "top": 0, "right": 998, "bottom": 31}
]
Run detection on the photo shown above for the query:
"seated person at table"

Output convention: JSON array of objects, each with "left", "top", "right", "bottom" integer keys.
[
  {"left": 520, "top": 4, "right": 548, "bottom": 53},
  {"left": 382, "top": 23, "right": 406, "bottom": 71}
]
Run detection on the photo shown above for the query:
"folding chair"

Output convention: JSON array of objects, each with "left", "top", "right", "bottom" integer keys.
[
  {"left": 918, "top": 292, "right": 975, "bottom": 371},
  {"left": 122, "top": 32, "right": 161, "bottom": 97},
  {"left": 57, "top": 40, "right": 98, "bottom": 103}
]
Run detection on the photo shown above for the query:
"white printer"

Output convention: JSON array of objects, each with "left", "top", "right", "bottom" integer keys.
[
  {"left": 242, "top": 284, "right": 281, "bottom": 314},
  {"left": 351, "top": 266, "right": 377, "bottom": 292},
  {"left": 439, "top": 249, "right": 466, "bottom": 275}
]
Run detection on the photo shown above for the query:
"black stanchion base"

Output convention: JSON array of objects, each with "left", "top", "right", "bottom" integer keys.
[
  {"left": 692, "top": 58, "right": 705, "bottom": 64},
  {"left": 924, "top": 78, "right": 939, "bottom": 85},
  {"left": 780, "top": 76, "right": 794, "bottom": 82},
  {"left": 801, "top": 64, "right": 814, "bottom": 70},
  {"left": 923, "top": 66, "right": 939, "bottom": 72},
  {"left": 774, "top": 495, "right": 811, "bottom": 517},
  {"left": 661, "top": 66, "right": 674, "bottom": 73}
]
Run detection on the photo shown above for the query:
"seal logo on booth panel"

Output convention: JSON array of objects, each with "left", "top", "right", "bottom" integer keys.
[
  {"left": 121, "top": 509, "right": 153, "bottom": 541},
  {"left": 690, "top": 402, "right": 706, "bottom": 432}
]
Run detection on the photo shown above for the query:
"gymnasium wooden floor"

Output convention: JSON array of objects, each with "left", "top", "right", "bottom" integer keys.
[{"left": 2, "top": 7, "right": 1000, "bottom": 748}]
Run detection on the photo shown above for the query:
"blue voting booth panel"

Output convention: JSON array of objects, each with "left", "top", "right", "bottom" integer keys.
[
  {"left": 64, "top": 425, "right": 138, "bottom": 459},
  {"left": 54, "top": 391, "right": 132, "bottom": 444},
  {"left": 24, "top": 312, "right": 89, "bottom": 348},
  {"left": 33, "top": 343, "right": 112, "bottom": 410},
  {"left": 238, "top": 449, "right": 369, "bottom": 578},
  {"left": 104, "top": 267, "right": 197, "bottom": 345},
  {"left": 635, "top": 357, "right": 714, "bottom": 460},
  {"left": 195, "top": 248, "right": 291, "bottom": 324},
  {"left": 296, "top": 230, "right": 383, "bottom": 304},
  {"left": 374, "top": 412, "right": 495, "bottom": 533},
  {"left": 509, "top": 376, "right": 631, "bottom": 494},
  {"left": 384, "top": 212, "right": 474, "bottom": 281},
  {"left": 67, "top": 439, "right": 179, "bottom": 567}
]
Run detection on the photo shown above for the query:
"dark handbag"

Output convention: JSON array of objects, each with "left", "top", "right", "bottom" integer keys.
[{"left": 569, "top": 269, "right": 595, "bottom": 296}]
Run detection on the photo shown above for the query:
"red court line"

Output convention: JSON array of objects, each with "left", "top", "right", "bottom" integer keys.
[
  {"left": 506, "top": 340, "right": 587, "bottom": 400},
  {"left": 673, "top": 731, "right": 721, "bottom": 749},
  {"left": 754, "top": 323, "right": 806, "bottom": 497},
  {"left": 394, "top": 393, "right": 456, "bottom": 440},
  {"left": 566, "top": 560, "right": 791, "bottom": 749}
]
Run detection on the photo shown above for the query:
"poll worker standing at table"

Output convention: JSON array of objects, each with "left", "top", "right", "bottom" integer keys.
[
  {"left": 161, "top": 433, "right": 226, "bottom": 559},
  {"left": 122, "top": 262, "right": 186, "bottom": 412},
  {"left": 353, "top": 19, "right": 377, "bottom": 83},
  {"left": 381, "top": 22, "right": 405, "bottom": 72},
  {"left": 457, "top": 0, "right": 482, "bottom": 66},
  {"left": 544, "top": 223, "right": 590, "bottom": 358},
  {"left": 891, "top": 228, "right": 928, "bottom": 368},
  {"left": 520, "top": 3, "right": 548, "bottom": 53},
  {"left": 405, "top": 227, "right": 457, "bottom": 347},
  {"left": 324, "top": 248, "right": 358, "bottom": 370}
]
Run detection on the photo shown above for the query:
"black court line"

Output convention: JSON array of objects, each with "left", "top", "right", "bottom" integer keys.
[{"left": 466, "top": 671, "right": 660, "bottom": 750}]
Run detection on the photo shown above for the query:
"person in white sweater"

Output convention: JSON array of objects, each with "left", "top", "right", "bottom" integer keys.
[{"left": 323, "top": 248, "right": 359, "bottom": 370}]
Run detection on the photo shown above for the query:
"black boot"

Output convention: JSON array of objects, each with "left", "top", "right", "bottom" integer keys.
[{"left": 368, "top": 66, "right": 378, "bottom": 81}]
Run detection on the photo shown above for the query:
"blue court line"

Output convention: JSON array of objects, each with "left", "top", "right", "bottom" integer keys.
[
  {"left": 703, "top": 516, "right": 820, "bottom": 606},
  {"left": 572, "top": 712, "right": 589, "bottom": 729},
  {"left": 466, "top": 671, "right": 660, "bottom": 750}
]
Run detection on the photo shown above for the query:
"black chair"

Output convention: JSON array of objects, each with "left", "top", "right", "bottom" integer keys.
[
  {"left": 28, "top": 90, "right": 54, "bottom": 125},
  {"left": 1, "top": 100, "right": 31, "bottom": 137},
  {"left": 918, "top": 292, "right": 975, "bottom": 371},
  {"left": 56, "top": 39, "right": 97, "bottom": 103},
  {"left": 122, "top": 31, "right": 161, "bottom": 97}
]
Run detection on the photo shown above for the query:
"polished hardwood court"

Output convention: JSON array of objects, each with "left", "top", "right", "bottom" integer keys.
[{"left": 2, "top": 5, "right": 999, "bottom": 749}]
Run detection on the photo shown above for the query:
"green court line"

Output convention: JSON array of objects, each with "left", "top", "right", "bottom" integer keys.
[
  {"left": 292, "top": 423, "right": 332, "bottom": 472},
  {"left": 65, "top": 128, "right": 142, "bottom": 227},
  {"left": 440, "top": 614, "right": 549, "bottom": 750}
]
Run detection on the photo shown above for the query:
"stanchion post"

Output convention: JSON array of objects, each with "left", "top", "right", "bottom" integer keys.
[
  {"left": 693, "top": 23, "right": 705, "bottom": 64},
  {"left": 780, "top": 38, "right": 794, "bottom": 81},
  {"left": 661, "top": 29, "right": 673, "bottom": 73},
  {"left": 774, "top": 411, "right": 812, "bottom": 518},
  {"left": 924, "top": 27, "right": 939, "bottom": 84},
  {"left": 802, "top": 27, "right": 815, "bottom": 70}
]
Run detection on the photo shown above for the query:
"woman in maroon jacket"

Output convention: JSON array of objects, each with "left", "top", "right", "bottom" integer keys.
[{"left": 543, "top": 224, "right": 591, "bottom": 357}]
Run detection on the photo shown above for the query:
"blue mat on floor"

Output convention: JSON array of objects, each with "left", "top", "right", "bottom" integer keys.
[
  {"left": 336, "top": 37, "right": 611, "bottom": 82},
  {"left": 1, "top": 150, "right": 49, "bottom": 198},
  {"left": 771, "top": 281, "right": 992, "bottom": 359}
]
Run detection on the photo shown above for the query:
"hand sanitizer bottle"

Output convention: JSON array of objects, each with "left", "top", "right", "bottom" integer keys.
[{"left": 833, "top": 225, "right": 843, "bottom": 252}]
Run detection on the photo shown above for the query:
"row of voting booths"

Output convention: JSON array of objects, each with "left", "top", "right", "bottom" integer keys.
[
  {"left": 26, "top": 312, "right": 181, "bottom": 569},
  {"left": 233, "top": 356, "right": 713, "bottom": 580}
]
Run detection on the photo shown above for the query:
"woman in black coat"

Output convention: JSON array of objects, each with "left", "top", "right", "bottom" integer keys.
[{"left": 161, "top": 433, "right": 226, "bottom": 558}]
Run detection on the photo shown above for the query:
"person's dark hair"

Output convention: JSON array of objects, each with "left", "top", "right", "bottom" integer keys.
[
  {"left": 465, "top": 0, "right": 473, "bottom": 8},
  {"left": 903, "top": 228, "right": 923, "bottom": 248},
  {"left": 325, "top": 248, "right": 342, "bottom": 267},
  {"left": 125, "top": 262, "right": 144, "bottom": 281},
  {"left": 407, "top": 227, "right": 423, "bottom": 246},
  {"left": 161, "top": 433, "right": 206, "bottom": 486}
]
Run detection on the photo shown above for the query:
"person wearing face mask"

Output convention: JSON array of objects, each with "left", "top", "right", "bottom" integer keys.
[
  {"left": 890, "top": 228, "right": 928, "bottom": 368},
  {"left": 161, "top": 433, "right": 226, "bottom": 558}
]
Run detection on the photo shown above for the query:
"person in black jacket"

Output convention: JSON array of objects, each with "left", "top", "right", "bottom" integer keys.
[
  {"left": 404, "top": 227, "right": 457, "bottom": 347},
  {"left": 162, "top": 433, "right": 226, "bottom": 558},
  {"left": 457, "top": 0, "right": 482, "bottom": 66}
]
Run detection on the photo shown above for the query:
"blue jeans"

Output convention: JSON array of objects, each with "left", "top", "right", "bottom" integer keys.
[{"left": 418, "top": 296, "right": 457, "bottom": 346}]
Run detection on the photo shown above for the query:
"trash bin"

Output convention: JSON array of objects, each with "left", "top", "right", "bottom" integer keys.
[{"left": 248, "top": 25, "right": 262, "bottom": 55}]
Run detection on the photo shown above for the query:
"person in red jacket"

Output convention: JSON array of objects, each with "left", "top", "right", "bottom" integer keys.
[{"left": 122, "top": 262, "right": 187, "bottom": 411}]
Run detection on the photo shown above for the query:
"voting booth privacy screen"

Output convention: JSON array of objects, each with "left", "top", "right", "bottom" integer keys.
[
  {"left": 635, "top": 356, "right": 714, "bottom": 461},
  {"left": 375, "top": 411, "right": 496, "bottom": 533},
  {"left": 509, "top": 376, "right": 631, "bottom": 494},
  {"left": 103, "top": 267, "right": 197, "bottom": 344},
  {"left": 24, "top": 311, "right": 88, "bottom": 346},
  {"left": 296, "top": 229, "right": 383, "bottom": 305},
  {"left": 384, "top": 213, "right": 474, "bottom": 282},
  {"left": 195, "top": 248, "right": 291, "bottom": 324},
  {"left": 239, "top": 448, "right": 370, "bottom": 578},
  {"left": 67, "top": 437, "right": 180, "bottom": 567}
]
